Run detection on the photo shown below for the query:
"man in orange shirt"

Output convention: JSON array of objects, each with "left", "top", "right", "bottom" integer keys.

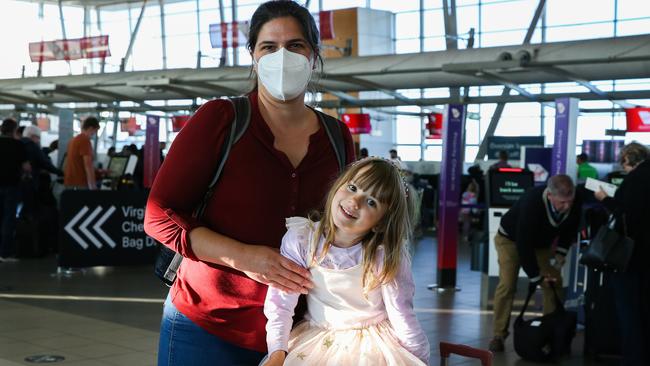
[{"left": 64, "top": 117, "right": 100, "bottom": 190}]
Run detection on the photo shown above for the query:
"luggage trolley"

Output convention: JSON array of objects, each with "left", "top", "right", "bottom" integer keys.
[{"left": 439, "top": 341, "right": 493, "bottom": 366}]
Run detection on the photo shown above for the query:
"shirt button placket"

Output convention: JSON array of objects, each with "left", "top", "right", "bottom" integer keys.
[{"left": 290, "top": 171, "right": 298, "bottom": 213}]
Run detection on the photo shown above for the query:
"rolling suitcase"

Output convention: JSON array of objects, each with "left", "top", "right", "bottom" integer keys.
[{"left": 583, "top": 268, "right": 621, "bottom": 360}]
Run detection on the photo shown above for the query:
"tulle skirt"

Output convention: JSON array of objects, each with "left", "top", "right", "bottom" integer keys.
[{"left": 284, "top": 319, "right": 427, "bottom": 366}]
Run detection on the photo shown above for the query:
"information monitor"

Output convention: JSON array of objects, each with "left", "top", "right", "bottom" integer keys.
[
  {"left": 487, "top": 168, "right": 534, "bottom": 208},
  {"left": 107, "top": 156, "right": 128, "bottom": 179}
]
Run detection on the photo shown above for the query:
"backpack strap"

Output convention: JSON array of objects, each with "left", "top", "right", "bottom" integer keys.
[
  {"left": 163, "top": 96, "right": 251, "bottom": 285},
  {"left": 314, "top": 109, "right": 346, "bottom": 173}
]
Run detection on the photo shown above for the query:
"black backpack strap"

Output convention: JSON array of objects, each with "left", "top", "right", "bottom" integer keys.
[
  {"left": 162, "top": 96, "right": 251, "bottom": 285},
  {"left": 314, "top": 109, "right": 346, "bottom": 172}
]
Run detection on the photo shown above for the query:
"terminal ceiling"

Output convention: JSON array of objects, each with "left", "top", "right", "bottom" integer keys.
[{"left": 1, "top": 34, "right": 649, "bottom": 113}]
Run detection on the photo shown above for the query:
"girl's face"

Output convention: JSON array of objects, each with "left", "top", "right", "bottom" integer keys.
[
  {"left": 331, "top": 168, "right": 387, "bottom": 247},
  {"left": 252, "top": 16, "right": 313, "bottom": 66}
]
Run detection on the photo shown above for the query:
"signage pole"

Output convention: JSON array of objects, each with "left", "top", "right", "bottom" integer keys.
[{"left": 429, "top": 104, "right": 466, "bottom": 291}]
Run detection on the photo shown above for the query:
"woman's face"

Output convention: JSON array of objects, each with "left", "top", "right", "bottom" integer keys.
[
  {"left": 622, "top": 156, "right": 637, "bottom": 173},
  {"left": 252, "top": 16, "right": 313, "bottom": 65}
]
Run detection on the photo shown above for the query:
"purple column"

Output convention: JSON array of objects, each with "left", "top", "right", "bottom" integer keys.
[
  {"left": 436, "top": 104, "right": 466, "bottom": 288},
  {"left": 144, "top": 115, "right": 161, "bottom": 188}
]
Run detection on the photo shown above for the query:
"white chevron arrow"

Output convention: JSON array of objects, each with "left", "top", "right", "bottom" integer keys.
[
  {"left": 64, "top": 206, "right": 89, "bottom": 249},
  {"left": 80, "top": 206, "right": 103, "bottom": 249},
  {"left": 94, "top": 206, "right": 116, "bottom": 248}
]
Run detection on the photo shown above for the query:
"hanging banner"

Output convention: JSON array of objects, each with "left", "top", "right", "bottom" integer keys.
[
  {"left": 425, "top": 112, "right": 443, "bottom": 139},
  {"left": 144, "top": 115, "right": 161, "bottom": 188},
  {"left": 625, "top": 107, "right": 650, "bottom": 132},
  {"left": 341, "top": 113, "right": 371, "bottom": 134},
  {"left": 120, "top": 117, "right": 140, "bottom": 136},
  {"left": 172, "top": 115, "right": 191, "bottom": 132},
  {"left": 319, "top": 11, "right": 335, "bottom": 40},
  {"left": 29, "top": 35, "right": 110, "bottom": 62},
  {"left": 37, "top": 117, "right": 50, "bottom": 131},
  {"left": 209, "top": 21, "right": 249, "bottom": 49}
]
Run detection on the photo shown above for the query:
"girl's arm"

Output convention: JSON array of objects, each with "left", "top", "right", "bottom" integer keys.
[
  {"left": 264, "top": 220, "right": 311, "bottom": 356},
  {"left": 381, "top": 253, "right": 430, "bottom": 364}
]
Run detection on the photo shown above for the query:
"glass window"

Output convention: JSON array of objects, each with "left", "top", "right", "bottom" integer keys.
[
  {"left": 371, "top": 0, "right": 420, "bottom": 12},
  {"left": 617, "top": 18, "right": 650, "bottom": 36},
  {"left": 322, "top": 0, "right": 368, "bottom": 11},
  {"left": 396, "top": 12, "right": 420, "bottom": 38},
  {"left": 422, "top": 36, "right": 447, "bottom": 51},
  {"left": 424, "top": 145, "right": 443, "bottom": 161},
  {"left": 423, "top": 9, "right": 445, "bottom": 37},
  {"left": 617, "top": 0, "right": 650, "bottom": 19},
  {"left": 481, "top": 0, "right": 537, "bottom": 32},
  {"left": 465, "top": 118, "right": 480, "bottom": 145},
  {"left": 396, "top": 115, "right": 422, "bottom": 144},
  {"left": 576, "top": 113, "right": 614, "bottom": 144},
  {"left": 546, "top": 22, "right": 614, "bottom": 42},
  {"left": 465, "top": 145, "right": 479, "bottom": 162},
  {"left": 548, "top": 0, "right": 616, "bottom": 26},
  {"left": 165, "top": 34, "right": 198, "bottom": 69},
  {"left": 397, "top": 146, "right": 422, "bottom": 161},
  {"left": 396, "top": 39, "right": 421, "bottom": 54},
  {"left": 480, "top": 29, "right": 528, "bottom": 47}
]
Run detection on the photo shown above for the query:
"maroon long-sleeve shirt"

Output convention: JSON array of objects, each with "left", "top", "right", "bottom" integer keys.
[{"left": 144, "top": 92, "right": 354, "bottom": 352}]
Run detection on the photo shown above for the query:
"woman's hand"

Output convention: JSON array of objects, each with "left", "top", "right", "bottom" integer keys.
[
  {"left": 262, "top": 351, "right": 286, "bottom": 366},
  {"left": 237, "top": 245, "right": 313, "bottom": 294},
  {"left": 594, "top": 187, "right": 609, "bottom": 201}
]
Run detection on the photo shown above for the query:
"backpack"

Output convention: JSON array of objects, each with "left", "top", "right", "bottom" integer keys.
[{"left": 154, "top": 96, "right": 347, "bottom": 286}]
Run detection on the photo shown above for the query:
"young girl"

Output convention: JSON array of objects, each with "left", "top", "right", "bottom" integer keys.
[{"left": 262, "top": 158, "right": 430, "bottom": 365}]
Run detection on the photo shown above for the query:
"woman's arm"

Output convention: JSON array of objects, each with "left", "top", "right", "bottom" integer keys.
[{"left": 381, "top": 254, "right": 430, "bottom": 364}]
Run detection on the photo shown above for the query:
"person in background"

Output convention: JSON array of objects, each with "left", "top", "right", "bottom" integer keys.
[
  {"left": 489, "top": 174, "right": 582, "bottom": 352},
  {"left": 576, "top": 152, "right": 598, "bottom": 182},
  {"left": 0, "top": 119, "right": 29, "bottom": 262},
  {"left": 389, "top": 148, "right": 408, "bottom": 170},
  {"left": 21, "top": 125, "right": 63, "bottom": 184},
  {"left": 262, "top": 158, "right": 429, "bottom": 366},
  {"left": 359, "top": 147, "right": 368, "bottom": 159},
  {"left": 144, "top": 1, "right": 355, "bottom": 365},
  {"left": 64, "top": 117, "right": 100, "bottom": 190},
  {"left": 490, "top": 150, "right": 511, "bottom": 170},
  {"left": 594, "top": 142, "right": 650, "bottom": 365},
  {"left": 460, "top": 180, "right": 479, "bottom": 243}
]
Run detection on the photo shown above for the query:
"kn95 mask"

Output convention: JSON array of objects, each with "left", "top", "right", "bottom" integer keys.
[{"left": 256, "top": 48, "right": 312, "bottom": 101}]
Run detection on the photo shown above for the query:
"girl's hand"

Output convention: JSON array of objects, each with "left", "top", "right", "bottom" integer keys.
[
  {"left": 262, "top": 351, "right": 286, "bottom": 366},
  {"left": 238, "top": 245, "right": 313, "bottom": 294}
]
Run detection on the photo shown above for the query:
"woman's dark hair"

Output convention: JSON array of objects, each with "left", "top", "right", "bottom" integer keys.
[
  {"left": 246, "top": 1, "right": 323, "bottom": 91},
  {"left": 1, "top": 118, "right": 18, "bottom": 136}
]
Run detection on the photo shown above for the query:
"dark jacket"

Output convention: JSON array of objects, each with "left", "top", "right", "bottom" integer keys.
[
  {"left": 0, "top": 136, "right": 27, "bottom": 186},
  {"left": 499, "top": 185, "right": 582, "bottom": 280},
  {"left": 602, "top": 159, "right": 650, "bottom": 273}
]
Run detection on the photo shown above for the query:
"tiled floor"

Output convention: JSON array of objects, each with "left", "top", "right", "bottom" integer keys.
[{"left": 0, "top": 235, "right": 616, "bottom": 365}]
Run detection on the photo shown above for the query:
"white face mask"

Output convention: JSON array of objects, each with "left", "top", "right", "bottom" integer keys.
[{"left": 256, "top": 47, "right": 312, "bottom": 101}]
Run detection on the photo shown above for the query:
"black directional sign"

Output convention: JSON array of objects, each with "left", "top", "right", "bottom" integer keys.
[{"left": 59, "top": 190, "right": 158, "bottom": 267}]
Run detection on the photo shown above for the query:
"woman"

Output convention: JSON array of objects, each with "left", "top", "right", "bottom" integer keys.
[
  {"left": 144, "top": 1, "right": 355, "bottom": 365},
  {"left": 594, "top": 142, "right": 650, "bottom": 365}
]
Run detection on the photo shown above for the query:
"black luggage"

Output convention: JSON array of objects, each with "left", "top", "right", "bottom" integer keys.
[
  {"left": 583, "top": 268, "right": 621, "bottom": 360},
  {"left": 513, "top": 283, "right": 577, "bottom": 362}
]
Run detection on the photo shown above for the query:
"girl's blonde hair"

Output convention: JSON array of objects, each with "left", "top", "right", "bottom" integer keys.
[{"left": 313, "top": 158, "right": 412, "bottom": 293}]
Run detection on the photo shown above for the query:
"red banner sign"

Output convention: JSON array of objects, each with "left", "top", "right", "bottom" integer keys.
[
  {"left": 172, "top": 115, "right": 191, "bottom": 132},
  {"left": 319, "top": 11, "right": 335, "bottom": 40},
  {"left": 209, "top": 21, "right": 249, "bottom": 49},
  {"left": 120, "top": 117, "right": 140, "bottom": 136},
  {"left": 426, "top": 112, "right": 443, "bottom": 139},
  {"left": 625, "top": 107, "right": 650, "bottom": 132},
  {"left": 29, "top": 35, "right": 110, "bottom": 62},
  {"left": 341, "top": 113, "right": 371, "bottom": 134}
]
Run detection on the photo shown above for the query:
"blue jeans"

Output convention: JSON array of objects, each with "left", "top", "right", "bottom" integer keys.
[
  {"left": 0, "top": 186, "right": 19, "bottom": 258},
  {"left": 158, "top": 295, "right": 265, "bottom": 366}
]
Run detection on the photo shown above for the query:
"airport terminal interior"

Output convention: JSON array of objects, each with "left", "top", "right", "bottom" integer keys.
[{"left": 1, "top": 0, "right": 649, "bottom": 365}]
